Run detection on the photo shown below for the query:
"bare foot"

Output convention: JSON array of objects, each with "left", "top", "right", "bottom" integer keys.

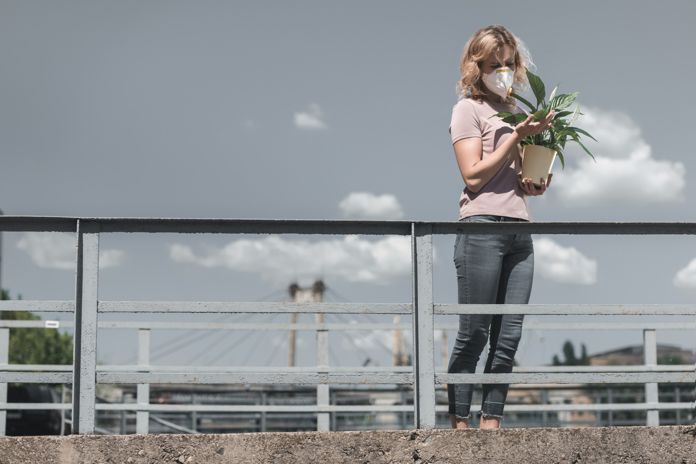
[
  {"left": 479, "top": 416, "right": 501, "bottom": 429},
  {"left": 450, "top": 415, "right": 470, "bottom": 429}
]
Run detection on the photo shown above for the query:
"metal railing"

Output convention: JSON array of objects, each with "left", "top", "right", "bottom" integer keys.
[{"left": 1, "top": 216, "right": 696, "bottom": 434}]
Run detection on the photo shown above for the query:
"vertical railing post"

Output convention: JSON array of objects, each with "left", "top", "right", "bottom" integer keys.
[
  {"left": 316, "top": 313, "right": 330, "bottom": 431},
  {"left": 0, "top": 327, "right": 8, "bottom": 436},
  {"left": 607, "top": 388, "right": 614, "bottom": 426},
  {"left": 191, "top": 393, "right": 198, "bottom": 433},
  {"left": 260, "top": 392, "right": 267, "bottom": 432},
  {"left": 60, "top": 385, "right": 66, "bottom": 435},
  {"left": 643, "top": 328, "right": 659, "bottom": 426},
  {"left": 72, "top": 219, "right": 99, "bottom": 434},
  {"left": 411, "top": 223, "right": 435, "bottom": 428},
  {"left": 137, "top": 328, "right": 150, "bottom": 434}
]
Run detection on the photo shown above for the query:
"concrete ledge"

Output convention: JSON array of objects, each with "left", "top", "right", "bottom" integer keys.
[{"left": 1, "top": 426, "right": 696, "bottom": 464}]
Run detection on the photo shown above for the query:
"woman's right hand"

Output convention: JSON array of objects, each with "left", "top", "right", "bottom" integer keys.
[{"left": 514, "top": 111, "right": 555, "bottom": 140}]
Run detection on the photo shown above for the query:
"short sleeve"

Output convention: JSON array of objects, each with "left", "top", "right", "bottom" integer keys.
[{"left": 449, "top": 99, "right": 481, "bottom": 144}]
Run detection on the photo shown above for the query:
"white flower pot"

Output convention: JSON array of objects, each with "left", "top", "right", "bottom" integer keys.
[{"left": 521, "top": 145, "right": 557, "bottom": 185}]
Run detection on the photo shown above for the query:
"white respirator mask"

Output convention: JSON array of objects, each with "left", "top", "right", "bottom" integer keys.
[{"left": 481, "top": 67, "right": 515, "bottom": 100}]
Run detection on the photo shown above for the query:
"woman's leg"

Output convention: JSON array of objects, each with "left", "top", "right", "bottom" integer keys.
[
  {"left": 479, "top": 233, "right": 534, "bottom": 427},
  {"left": 447, "top": 221, "right": 507, "bottom": 427}
]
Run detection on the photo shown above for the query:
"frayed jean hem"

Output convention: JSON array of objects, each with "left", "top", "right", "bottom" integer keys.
[
  {"left": 448, "top": 405, "right": 471, "bottom": 420},
  {"left": 478, "top": 403, "right": 504, "bottom": 419}
]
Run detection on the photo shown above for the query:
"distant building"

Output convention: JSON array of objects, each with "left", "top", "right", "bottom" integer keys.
[
  {"left": 505, "top": 344, "right": 696, "bottom": 427},
  {"left": 589, "top": 344, "right": 696, "bottom": 366}
]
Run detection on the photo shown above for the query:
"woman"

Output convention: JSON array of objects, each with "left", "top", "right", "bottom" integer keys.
[{"left": 447, "top": 25, "right": 554, "bottom": 429}]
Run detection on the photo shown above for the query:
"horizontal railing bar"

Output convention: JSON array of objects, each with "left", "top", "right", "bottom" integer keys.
[
  {"left": 98, "top": 301, "right": 412, "bottom": 314},
  {"left": 0, "top": 216, "right": 77, "bottom": 232},
  {"left": 3, "top": 365, "right": 691, "bottom": 374},
  {"left": 3, "top": 320, "right": 695, "bottom": 333},
  {"left": 0, "top": 301, "right": 75, "bottom": 313},
  {"left": 97, "top": 372, "right": 413, "bottom": 385},
  {"left": 437, "top": 372, "right": 696, "bottom": 384},
  {"left": 100, "top": 322, "right": 407, "bottom": 331},
  {"left": 3, "top": 217, "right": 696, "bottom": 235},
  {"left": 434, "top": 402, "right": 696, "bottom": 413},
  {"left": 87, "top": 218, "right": 413, "bottom": 235},
  {"left": 0, "top": 403, "right": 71, "bottom": 410},
  {"left": 3, "top": 320, "right": 696, "bottom": 332},
  {"left": 95, "top": 366, "right": 414, "bottom": 373},
  {"left": 1, "top": 365, "right": 72, "bottom": 372},
  {"left": 433, "top": 221, "right": 696, "bottom": 235},
  {"left": 0, "top": 372, "right": 72, "bottom": 383},
  {"left": 2, "top": 321, "right": 408, "bottom": 330},
  {"left": 502, "top": 322, "right": 696, "bottom": 331},
  {"left": 435, "top": 304, "right": 696, "bottom": 315},
  {"left": 3, "top": 402, "right": 693, "bottom": 414},
  {"left": 0, "top": 321, "right": 74, "bottom": 328},
  {"left": 504, "top": 402, "right": 696, "bottom": 412},
  {"left": 512, "top": 365, "right": 695, "bottom": 373},
  {"left": 96, "top": 404, "right": 414, "bottom": 413}
]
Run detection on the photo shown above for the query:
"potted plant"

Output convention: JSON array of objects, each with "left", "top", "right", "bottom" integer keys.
[{"left": 494, "top": 70, "right": 597, "bottom": 185}]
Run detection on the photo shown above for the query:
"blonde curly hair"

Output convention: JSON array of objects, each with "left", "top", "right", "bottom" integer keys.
[{"left": 456, "top": 25, "right": 536, "bottom": 104}]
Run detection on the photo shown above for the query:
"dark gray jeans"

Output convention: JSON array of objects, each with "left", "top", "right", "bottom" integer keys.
[{"left": 447, "top": 214, "right": 534, "bottom": 420}]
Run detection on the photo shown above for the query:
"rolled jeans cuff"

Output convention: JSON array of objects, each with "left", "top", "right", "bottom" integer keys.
[
  {"left": 480, "top": 401, "right": 505, "bottom": 419},
  {"left": 449, "top": 404, "right": 471, "bottom": 420}
]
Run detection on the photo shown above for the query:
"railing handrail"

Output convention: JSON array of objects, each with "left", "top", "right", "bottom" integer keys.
[{"left": 2, "top": 215, "right": 696, "bottom": 235}]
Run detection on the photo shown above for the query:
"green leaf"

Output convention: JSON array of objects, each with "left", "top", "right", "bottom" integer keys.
[
  {"left": 550, "top": 92, "right": 578, "bottom": 111},
  {"left": 556, "top": 151, "right": 565, "bottom": 169},
  {"left": 492, "top": 111, "right": 528, "bottom": 126},
  {"left": 533, "top": 108, "right": 550, "bottom": 121},
  {"left": 508, "top": 113, "right": 529, "bottom": 125},
  {"left": 526, "top": 70, "right": 546, "bottom": 107},
  {"left": 548, "top": 85, "right": 558, "bottom": 102},
  {"left": 570, "top": 135, "right": 597, "bottom": 161},
  {"left": 568, "top": 126, "right": 598, "bottom": 142},
  {"left": 553, "top": 119, "right": 569, "bottom": 131},
  {"left": 553, "top": 110, "right": 573, "bottom": 119},
  {"left": 510, "top": 92, "right": 537, "bottom": 112}
]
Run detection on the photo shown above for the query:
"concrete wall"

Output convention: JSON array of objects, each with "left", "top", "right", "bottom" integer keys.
[{"left": 1, "top": 426, "right": 696, "bottom": 463}]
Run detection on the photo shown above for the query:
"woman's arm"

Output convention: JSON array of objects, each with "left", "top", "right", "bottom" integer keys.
[
  {"left": 453, "top": 112, "right": 555, "bottom": 193},
  {"left": 453, "top": 133, "right": 521, "bottom": 193}
]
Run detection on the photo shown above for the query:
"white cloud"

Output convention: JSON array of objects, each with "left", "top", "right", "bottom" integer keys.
[
  {"left": 339, "top": 192, "right": 404, "bottom": 220},
  {"left": 169, "top": 235, "right": 417, "bottom": 285},
  {"left": 674, "top": 258, "right": 696, "bottom": 288},
  {"left": 16, "top": 232, "right": 125, "bottom": 270},
  {"left": 551, "top": 107, "right": 685, "bottom": 205},
  {"left": 351, "top": 330, "right": 394, "bottom": 351},
  {"left": 294, "top": 103, "right": 327, "bottom": 130},
  {"left": 99, "top": 249, "right": 126, "bottom": 269},
  {"left": 534, "top": 237, "right": 597, "bottom": 285}
]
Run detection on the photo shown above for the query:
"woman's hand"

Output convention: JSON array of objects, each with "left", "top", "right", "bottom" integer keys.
[
  {"left": 518, "top": 173, "right": 552, "bottom": 196},
  {"left": 514, "top": 111, "right": 555, "bottom": 140}
]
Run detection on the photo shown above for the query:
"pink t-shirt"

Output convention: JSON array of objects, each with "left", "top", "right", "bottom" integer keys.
[{"left": 449, "top": 97, "right": 531, "bottom": 221}]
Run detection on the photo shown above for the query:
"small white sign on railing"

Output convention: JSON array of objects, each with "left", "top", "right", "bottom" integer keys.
[{"left": 45, "top": 320, "right": 60, "bottom": 329}]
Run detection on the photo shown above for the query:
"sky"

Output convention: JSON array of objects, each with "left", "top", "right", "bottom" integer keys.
[{"left": 1, "top": 0, "right": 696, "bottom": 370}]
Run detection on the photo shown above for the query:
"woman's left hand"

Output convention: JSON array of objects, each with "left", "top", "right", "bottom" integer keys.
[{"left": 518, "top": 173, "right": 552, "bottom": 196}]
